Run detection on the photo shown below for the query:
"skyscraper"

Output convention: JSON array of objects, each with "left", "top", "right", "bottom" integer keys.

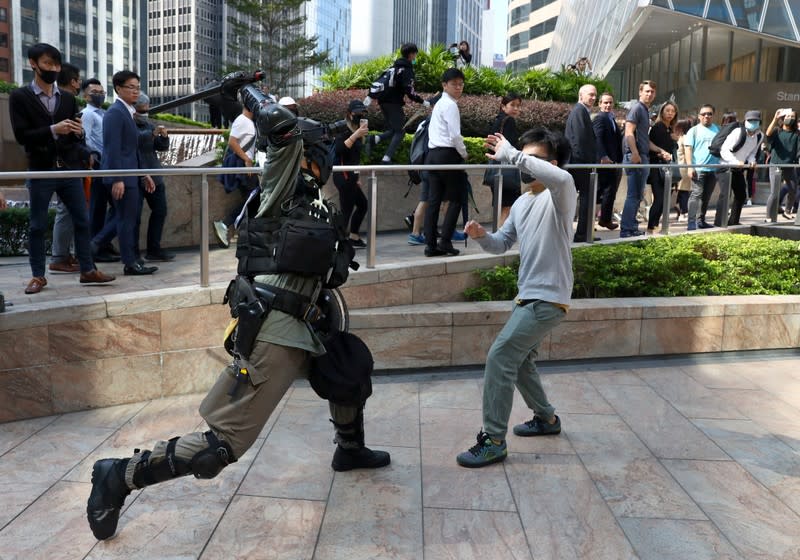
[
  {"left": 505, "top": 0, "right": 560, "bottom": 73},
  {"left": 9, "top": 0, "right": 141, "bottom": 89},
  {"left": 0, "top": 0, "right": 11, "bottom": 82},
  {"left": 430, "top": 0, "right": 484, "bottom": 62}
]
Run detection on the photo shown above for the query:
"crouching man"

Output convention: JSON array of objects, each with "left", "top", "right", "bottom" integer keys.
[{"left": 456, "top": 128, "right": 576, "bottom": 468}]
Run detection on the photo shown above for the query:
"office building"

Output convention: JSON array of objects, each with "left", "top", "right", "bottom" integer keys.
[
  {"left": 430, "top": 0, "right": 485, "bottom": 63},
  {"left": 506, "top": 0, "right": 561, "bottom": 73},
  {"left": 0, "top": 0, "right": 11, "bottom": 82},
  {"left": 547, "top": 0, "right": 800, "bottom": 115},
  {"left": 299, "top": 0, "right": 350, "bottom": 97},
  {"left": 9, "top": 0, "right": 140, "bottom": 88},
  {"left": 395, "top": 0, "right": 430, "bottom": 50}
]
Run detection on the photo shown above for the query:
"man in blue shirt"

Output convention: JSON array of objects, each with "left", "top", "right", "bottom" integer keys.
[
  {"left": 684, "top": 104, "right": 720, "bottom": 230},
  {"left": 620, "top": 81, "right": 672, "bottom": 237}
]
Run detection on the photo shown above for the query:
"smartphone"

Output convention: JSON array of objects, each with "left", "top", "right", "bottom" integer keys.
[
  {"left": 74, "top": 111, "right": 83, "bottom": 120},
  {"left": 780, "top": 108, "right": 792, "bottom": 117},
  {"left": 360, "top": 118, "right": 368, "bottom": 128}
]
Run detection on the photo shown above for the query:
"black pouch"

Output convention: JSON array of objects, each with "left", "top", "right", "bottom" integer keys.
[
  {"left": 233, "top": 297, "right": 270, "bottom": 360},
  {"left": 273, "top": 220, "right": 337, "bottom": 277},
  {"left": 309, "top": 331, "right": 373, "bottom": 406}
]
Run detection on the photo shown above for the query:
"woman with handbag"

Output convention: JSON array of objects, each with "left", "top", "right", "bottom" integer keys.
[
  {"left": 646, "top": 101, "right": 678, "bottom": 234},
  {"left": 483, "top": 92, "right": 522, "bottom": 226}
]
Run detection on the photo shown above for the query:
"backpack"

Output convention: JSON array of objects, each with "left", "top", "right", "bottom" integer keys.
[
  {"left": 708, "top": 122, "right": 763, "bottom": 160},
  {"left": 407, "top": 117, "right": 431, "bottom": 185},
  {"left": 368, "top": 65, "right": 400, "bottom": 101}
]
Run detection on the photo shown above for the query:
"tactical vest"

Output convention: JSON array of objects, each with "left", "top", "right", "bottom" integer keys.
[{"left": 234, "top": 182, "right": 355, "bottom": 289}]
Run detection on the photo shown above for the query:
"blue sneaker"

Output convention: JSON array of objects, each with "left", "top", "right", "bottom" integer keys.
[
  {"left": 456, "top": 431, "right": 507, "bottom": 468},
  {"left": 452, "top": 230, "right": 467, "bottom": 241},
  {"left": 407, "top": 233, "right": 425, "bottom": 245},
  {"left": 687, "top": 221, "right": 697, "bottom": 231}
]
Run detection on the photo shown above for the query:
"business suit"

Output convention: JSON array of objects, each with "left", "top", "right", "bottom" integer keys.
[
  {"left": 565, "top": 102, "right": 598, "bottom": 241},
  {"left": 93, "top": 99, "right": 141, "bottom": 266},
  {"left": 593, "top": 110, "right": 623, "bottom": 226}
]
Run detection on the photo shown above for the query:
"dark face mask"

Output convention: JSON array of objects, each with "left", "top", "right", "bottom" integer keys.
[
  {"left": 89, "top": 93, "right": 106, "bottom": 107},
  {"left": 36, "top": 66, "right": 59, "bottom": 85},
  {"left": 520, "top": 172, "right": 536, "bottom": 184}
]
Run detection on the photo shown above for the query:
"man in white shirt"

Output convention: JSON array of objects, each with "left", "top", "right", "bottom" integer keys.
[
  {"left": 718, "top": 110, "right": 762, "bottom": 225},
  {"left": 214, "top": 105, "right": 257, "bottom": 247},
  {"left": 424, "top": 68, "right": 467, "bottom": 257}
]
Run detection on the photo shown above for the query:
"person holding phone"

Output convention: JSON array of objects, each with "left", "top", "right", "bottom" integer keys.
[
  {"left": 765, "top": 108, "right": 800, "bottom": 221},
  {"left": 332, "top": 99, "right": 370, "bottom": 248}
]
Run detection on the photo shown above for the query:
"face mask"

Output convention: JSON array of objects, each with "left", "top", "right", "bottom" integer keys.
[
  {"left": 89, "top": 93, "right": 105, "bottom": 107},
  {"left": 135, "top": 112, "right": 149, "bottom": 120},
  {"left": 520, "top": 172, "right": 536, "bottom": 184},
  {"left": 36, "top": 66, "right": 59, "bottom": 85},
  {"left": 784, "top": 118, "right": 795, "bottom": 126},
  {"left": 745, "top": 121, "right": 760, "bottom": 132}
]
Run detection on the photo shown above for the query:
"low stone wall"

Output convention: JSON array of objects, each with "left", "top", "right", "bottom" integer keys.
[{"left": 1, "top": 252, "right": 798, "bottom": 422}]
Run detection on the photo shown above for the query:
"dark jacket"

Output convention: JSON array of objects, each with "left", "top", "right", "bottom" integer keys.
[
  {"left": 592, "top": 110, "right": 623, "bottom": 163},
  {"left": 490, "top": 111, "right": 519, "bottom": 148},
  {"left": 102, "top": 100, "right": 141, "bottom": 187},
  {"left": 565, "top": 102, "right": 597, "bottom": 164},
  {"left": 135, "top": 116, "right": 170, "bottom": 186},
  {"left": 381, "top": 57, "right": 424, "bottom": 105},
  {"left": 9, "top": 85, "right": 87, "bottom": 170},
  {"left": 648, "top": 121, "right": 676, "bottom": 163},
  {"left": 332, "top": 128, "right": 363, "bottom": 188}
]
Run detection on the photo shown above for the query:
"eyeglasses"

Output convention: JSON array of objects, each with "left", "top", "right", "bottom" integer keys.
[
  {"left": 120, "top": 85, "right": 141, "bottom": 92},
  {"left": 699, "top": 112, "right": 713, "bottom": 116}
]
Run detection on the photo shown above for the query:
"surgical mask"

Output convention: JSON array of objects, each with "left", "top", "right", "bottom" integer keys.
[
  {"left": 36, "top": 67, "right": 59, "bottom": 85},
  {"left": 745, "top": 121, "right": 760, "bottom": 132},
  {"left": 89, "top": 93, "right": 106, "bottom": 107},
  {"left": 784, "top": 118, "right": 795, "bottom": 126},
  {"left": 135, "top": 112, "right": 149, "bottom": 120}
]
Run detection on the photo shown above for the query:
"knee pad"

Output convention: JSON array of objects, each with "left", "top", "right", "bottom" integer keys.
[{"left": 189, "top": 431, "right": 237, "bottom": 479}]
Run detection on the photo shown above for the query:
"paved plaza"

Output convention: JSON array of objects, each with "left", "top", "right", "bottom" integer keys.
[{"left": 0, "top": 353, "right": 799, "bottom": 559}]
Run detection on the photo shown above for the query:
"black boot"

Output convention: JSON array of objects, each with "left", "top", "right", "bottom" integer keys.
[
  {"left": 330, "top": 407, "right": 391, "bottom": 472},
  {"left": 332, "top": 445, "right": 391, "bottom": 471},
  {"left": 86, "top": 458, "right": 131, "bottom": 540}
]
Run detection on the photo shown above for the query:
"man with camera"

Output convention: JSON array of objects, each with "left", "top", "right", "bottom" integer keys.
[{"left": 9, "top": 43, "right": 115, "bottom": 294}]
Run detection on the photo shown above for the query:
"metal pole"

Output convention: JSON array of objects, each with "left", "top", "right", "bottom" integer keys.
[
  {"left": 661, "top": 167, "right": 672, "bottom": 235},
  {"left": 495, "top": 171, "right": 504, "bottom": 232},
  {"left": 714, "top": 171, "right": 731, "bottom": 228},
  {"left": 367, "top": 170, "right": 377, "bottom": 268},
  {"left": 767, "top": 166, "right": 781, "bottom": 222},
  {"left": 200, "top": 173, "right": 210, "bottom": 287},
  {"left": 587, "top": 169, "right": 598, "bottom": 243}
]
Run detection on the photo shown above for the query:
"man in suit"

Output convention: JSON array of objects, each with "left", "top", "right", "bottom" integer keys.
[
  {"left": 9, "top": 43, "right": 115, "bottom": 294},
  {"left": 592, "top": 92, "right": 622, "bottom": 230},
  {"left": 565, "top": 84, "right": 598, "bottom": 242},
  {"left": 91, "top": 70, "right": 157, "bottom": 275}
]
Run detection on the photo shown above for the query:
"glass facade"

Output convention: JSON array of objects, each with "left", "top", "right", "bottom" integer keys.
[{"left": 547, "top": 0, "right": 800, "bottom": 117}]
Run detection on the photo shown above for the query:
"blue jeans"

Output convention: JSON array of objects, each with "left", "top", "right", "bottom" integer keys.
[
  {"left": 482, "top": 300, "right": 566, "bottom": 440},
  {"left": 27, "top": 177, "right": 94, "bottom": 277},
  {"left": 621, "top": 157, "right": 648, "bottom": 233}
]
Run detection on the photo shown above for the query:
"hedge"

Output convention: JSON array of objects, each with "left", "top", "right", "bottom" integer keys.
[
  {"left": 464, "top": 233, "right": 800, "bottom": 300},
  {"left": 0, "top": 207, "right": 56, "bottom": 256},
  {"left": 299, "top": 89, "right": 572, "bottom": 138}
]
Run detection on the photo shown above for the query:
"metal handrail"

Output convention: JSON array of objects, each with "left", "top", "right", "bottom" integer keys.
[{"left": 0, "top": 162, "right": 792, "bottom": 286}]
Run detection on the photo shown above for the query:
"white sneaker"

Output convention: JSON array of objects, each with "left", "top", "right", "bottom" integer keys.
[
  {"left": 745, "top": 199, "right": 752, "bottom": 206},
  {"left": 213, "top": 221, "right": 229, "bottom": 248}
]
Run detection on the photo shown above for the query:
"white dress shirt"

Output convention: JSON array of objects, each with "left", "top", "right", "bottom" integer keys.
[{"left": 427, "top": 91, "right": 467, "bottom": 160}]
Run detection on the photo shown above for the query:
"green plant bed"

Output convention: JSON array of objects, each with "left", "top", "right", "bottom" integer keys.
[
  {"left": 0, "top": 207, "right": 56, "bottom": 256},
  {"left": 464, "top": 233, "right": 800, "bottom": 301}
]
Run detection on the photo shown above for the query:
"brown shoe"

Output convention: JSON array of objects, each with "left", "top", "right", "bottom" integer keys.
[
  {"left": 597, "top": 220, "right": 619, "bottom": 230},
  {"left": 80, "top": 269, "right": 116, "bottom": 284},
  {"left": 49, "top": 260, "right": 81, "bottom": 273},
  {"left": 25, "top": 276, "right": 47, "bottom": 294}
]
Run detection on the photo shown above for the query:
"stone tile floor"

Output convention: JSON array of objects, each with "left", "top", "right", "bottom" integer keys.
[{"left": 1, "top": 353, "right": 800, "bottom": 559}]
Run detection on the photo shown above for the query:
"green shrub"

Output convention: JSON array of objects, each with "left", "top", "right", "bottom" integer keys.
[
  {"left": 0, "top": 207, "right": 56, "bottom": 256},
  {"left": 152, "top": 113, "right": 212, "bottom": 128},
  {"left": 319, "top": 45, "right": 612, "bottom": 103},
  {"left": 0, "top": 80, "right": 19, "bottom": 94},
  {"left": 464, "top": 233, "right": 800, "bottom": 301}
]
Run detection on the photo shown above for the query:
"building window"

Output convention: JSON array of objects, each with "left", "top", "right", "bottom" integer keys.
[
  {"left": 0, "top": 33, "right": 7, "bottom": 48},
  {"left": 0, "top": 7, "right": 7, "bottom": 22}
]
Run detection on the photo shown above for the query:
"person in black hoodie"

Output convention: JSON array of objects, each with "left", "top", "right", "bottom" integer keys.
[
  {"left": 333, "top": 100, "right": 370, "bottom": 248},
  {"left": 366, "top": 43, "right": 430, "bottom": 164},
  {"left": 9, "top": 43, "right": 115, "bottom": 294}
]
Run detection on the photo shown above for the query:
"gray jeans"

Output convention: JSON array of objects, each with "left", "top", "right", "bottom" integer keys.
[
  {"left": 51, "top": 198, "right": 75, "bottom": 262},
  {"left": 482, "top": 300, "right": 566, "bottom": 440}
]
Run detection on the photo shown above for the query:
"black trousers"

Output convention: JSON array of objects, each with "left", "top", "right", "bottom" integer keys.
[
  {"left": 375, "top": 102, "right": 406, "bottom": 161},
  {"left": 727, "top": 170, "right": 748, "bottom": 225},
  {"left": 135, "top": 181, "right": 168, "bottom": 256},
  {"left": 570, "top": 168, "right": 591, "bottom": 241},
  {"left": 647, "top": 168, "right": 667, "bottom": 230},
  {"left": 597, "top": 169, "right": 621, "bottom": 223},
  {"left": 424, "top": 147, "right": 464, "bottom": 249},
  {"left": 333, "top": 175, "right": 368, "bottom": 235}
]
